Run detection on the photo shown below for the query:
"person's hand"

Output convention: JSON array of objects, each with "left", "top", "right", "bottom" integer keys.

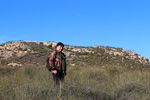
[{"left": 53, "top": 70, "right": 57, "bottom": 74}]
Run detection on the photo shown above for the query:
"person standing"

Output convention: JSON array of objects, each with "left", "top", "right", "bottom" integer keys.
[{"left": 49, "top": 42, "right": 67, "bottom": 85}]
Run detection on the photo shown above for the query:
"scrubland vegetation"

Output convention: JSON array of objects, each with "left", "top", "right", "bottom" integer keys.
[
  {"left": 0, "top": 41, "right": 150, "bottom": 100},
  {"left": 0, "top": 64, "right": 150, "bottom": 100}
]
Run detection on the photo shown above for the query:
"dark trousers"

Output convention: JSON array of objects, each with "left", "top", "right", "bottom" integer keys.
[{"left": 52, "top": 71, "right": 64, "bottom": 85}]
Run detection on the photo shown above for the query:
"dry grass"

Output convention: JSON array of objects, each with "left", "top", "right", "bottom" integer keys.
[{"left": 0, "top": 64, "right": 150, "bottom": 100}]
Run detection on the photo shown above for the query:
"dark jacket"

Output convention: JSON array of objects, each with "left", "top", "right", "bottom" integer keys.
[{"left": 49, "top": 50, "right": 67, "bottom": 75}]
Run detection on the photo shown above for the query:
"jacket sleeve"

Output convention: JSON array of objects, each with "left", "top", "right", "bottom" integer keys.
[
  {"left": 61, "top": 52, "right": 67, "bottom": 75},
  {"left": 49, "top": 51, "right": 56, "bottom": 70}
]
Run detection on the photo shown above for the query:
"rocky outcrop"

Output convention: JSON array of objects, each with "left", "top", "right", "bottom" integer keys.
[
  {"left": 0, "top": 41, "right": 57, "bottom": 59},
  {"left": 105, "top": 48, "right": 149, "bottom": 64},
  {"left": 92, "top": 46, "right": 149, "bottom": 65},
  {"left": 0, "top": 41, "right": 31, "bottom": 59},
  {"left": 7, "top": 62, "right": 22, "bottom": 67},
  {"left": 0, "top": 40, "right": 149, "bottom": 66},
  {"left": 25, "top": 40, "right": 57, "bottom": 48}
]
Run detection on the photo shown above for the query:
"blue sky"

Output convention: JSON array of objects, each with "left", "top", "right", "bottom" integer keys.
[{"left": 0, "top": 0, "right": 150, "bottom": 60}]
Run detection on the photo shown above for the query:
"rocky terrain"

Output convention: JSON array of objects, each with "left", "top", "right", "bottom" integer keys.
[{"left": 0, "top": 40, "right": 150, "bottom": 68}]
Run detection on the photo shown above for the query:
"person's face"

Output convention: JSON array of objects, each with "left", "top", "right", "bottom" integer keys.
[{"left": 56, "top": 45, "right": 63, "bottom": 52}]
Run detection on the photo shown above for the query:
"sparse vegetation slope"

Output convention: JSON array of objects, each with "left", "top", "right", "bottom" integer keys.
[{"left": 0, "top": 41, "right": 150, "bottom": 100}]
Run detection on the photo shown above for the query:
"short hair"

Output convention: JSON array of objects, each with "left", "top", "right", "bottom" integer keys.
[{"left": 56, "top": 42, "right": 64, "bottom": 47}]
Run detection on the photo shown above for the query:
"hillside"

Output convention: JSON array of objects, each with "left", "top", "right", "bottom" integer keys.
[
  {"left": 0, "top": 40, "right": 149, "bottom": 69},
  {"left": 1, "top": 40, "right": 150, "bottom": 100}
]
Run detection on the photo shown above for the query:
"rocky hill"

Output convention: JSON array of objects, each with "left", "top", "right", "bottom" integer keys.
[{"left": 0, "top": 40, "right": 150, "bottom": 69}]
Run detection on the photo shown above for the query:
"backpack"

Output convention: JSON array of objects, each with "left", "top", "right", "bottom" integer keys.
[{"left": 46, "top": 57, "right": 52, "bottom": 71}]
